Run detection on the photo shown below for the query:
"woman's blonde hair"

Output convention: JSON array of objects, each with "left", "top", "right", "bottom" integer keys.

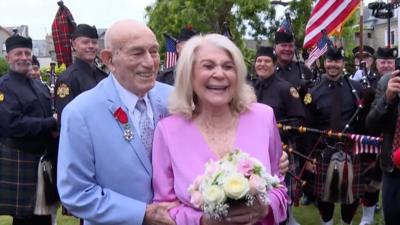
[{"left": 168, "top": 33, "right": 256, "bottom": 119}]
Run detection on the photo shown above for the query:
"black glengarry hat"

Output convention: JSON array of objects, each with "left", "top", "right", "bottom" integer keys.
[
  {"left": 352, "top": 45, "right": 375, "bottom": 57},
  {"left": 71, "top": 24, "right": 98, "bottom": 40},
  {"left": 255, "top": 46, "right": 277, "bottom": 62},
  {"left": 376, "top": 47, "right": 398, "bottom": 59},
  {"left": 274, "top": 31, "right": 294, "bottom": 44},
  {"left": 32, "top": 55, "right": 40, "bottom": 67},
  {"left": 5, "top": 35, "right": 32, "bottom": 52},
  {"left": 325, "top": 47, "right": 345, "bottom": 60},
  {"left": 177, "top": 25, "right": 198, "bottom": 42}
]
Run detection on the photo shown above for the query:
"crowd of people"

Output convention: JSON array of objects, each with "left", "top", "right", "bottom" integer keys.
[{"left": 0, "top": 17, "right": 400, "bottom": 225}]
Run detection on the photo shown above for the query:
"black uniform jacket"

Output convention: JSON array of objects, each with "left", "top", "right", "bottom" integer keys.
[
  {"left": 55, "top": 58, "right": 107, "bottom": 120},
  {"left": 255, "top": 73, "right": 306, "bottom": 125},
  {"left": 157, "top": 66, "right": 175, "bottom": 86},
  {"left": 0, "top": 70, "right": 57, "bottom": 154}
]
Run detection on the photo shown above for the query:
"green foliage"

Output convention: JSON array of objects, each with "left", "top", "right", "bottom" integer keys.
[
  {"left": 0, "top": 57, "right": 9, "bottom": 77},
  {"left": 145, "top": 0, "right": 271, "bottom": 62}
]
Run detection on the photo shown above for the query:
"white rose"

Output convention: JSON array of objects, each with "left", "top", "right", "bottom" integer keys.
[
  {"left": 223, "top": 173, "right": 250, "bottom": 200},
  {"left": 203, "top": 185, "right": 226, "bottom": 204}
]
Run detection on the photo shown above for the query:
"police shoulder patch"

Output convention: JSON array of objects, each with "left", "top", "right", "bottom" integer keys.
[
  {"left": 0, "top": 92, "right": 4, "bottom": 102},
  {"left": 290, "top": 87, "right": 299, "bottom": 98},
  {"left": 57, "top": 83, "right": 70, "bottom": 98},
  {"left": 304, "top": 93, "right": 312, "bottom": 105}
]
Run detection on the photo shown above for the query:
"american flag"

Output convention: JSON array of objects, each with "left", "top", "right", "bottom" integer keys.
[
  {"left": 349, "top": 134, "right": 382, "bottom": 155},
  {"left": 164, "top": 33, "right": 177, "bottom": 69},
  {"left": 278, "top": 18, "right": 291, "bottom": 33},
  {"left": 303, "top": 0, "right": 360, "bottom": 49},
  {"left": 305, "top": 31, "right": 332, "bottom": 67}
]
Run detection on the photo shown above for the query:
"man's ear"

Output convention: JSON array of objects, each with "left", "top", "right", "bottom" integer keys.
[
  {"left": 100, "top": 49, "right": 112, "bottom": 65},
  {"left": 100, "top": 49, "right": 114, "bottom": 72}
]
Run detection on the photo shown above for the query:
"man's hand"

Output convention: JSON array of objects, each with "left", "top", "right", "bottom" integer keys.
[
  {"left": 225, "top": 198, "right": 269, "bottom": 225},
  {"left": 144, "top": 201, "right": 179, "bottom": 225},
  {"left": 279, "top": 151, "right": 289, "bottom": 175},
  {"left": 386, "top": 70, "right": 400, "bottom": 103}
]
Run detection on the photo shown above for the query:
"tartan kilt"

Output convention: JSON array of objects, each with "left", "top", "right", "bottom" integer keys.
[
  {"left": 0, "top": 143, "right": 41, "bottom": 217},
  {"left": 311, "top": 145, "right": 368, "bottom": 203},
  {"left": 285, "top": 152, "right": 301, "bottom": 203}
]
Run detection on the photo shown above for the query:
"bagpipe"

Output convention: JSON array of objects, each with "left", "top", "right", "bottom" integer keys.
[{"left": 49, "top": 62, "right": 56, "bottom": 113}]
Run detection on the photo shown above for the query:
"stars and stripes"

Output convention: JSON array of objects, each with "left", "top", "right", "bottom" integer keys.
[
  {"left": 164, "top": 33, "right": 177, "bottom": 69},
  {"left": 349, "top": 134, "right": 382, "bottom": 155},
  {"left": 278, "top": 18, "right": 291, "bottom": 33},
  {"left": 303, "top": 0, "right": 360, "bottom": 49},
  {"left": 305, "top": 31, "right": 332, "bottom": 67}
]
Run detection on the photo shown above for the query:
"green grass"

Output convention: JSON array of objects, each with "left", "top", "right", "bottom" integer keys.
[
  {"left": 0, "top": 204, "right": 384, "bottom": 225},
  {"left": 0, "top": 209, "right": 79, "bottom": 225}
]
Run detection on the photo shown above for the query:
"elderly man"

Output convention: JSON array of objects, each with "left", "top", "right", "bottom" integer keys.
[
  {"left": 57, "top": 20, "right": 290, "bottom": 225},
  {"left": 0, "top": 35, "right": 57, "bottom": 225},
  {"left": 57, "top": 19, "right": 177, "bottom": 225},
  {"left": 365, "top": 67, "right": 400, "bottom": 225}
]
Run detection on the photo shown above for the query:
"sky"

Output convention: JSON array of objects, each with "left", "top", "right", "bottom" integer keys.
[
  {"left": 0, "top": 0, "right": 380, "bottom": 40},
  {"left": 0, "top": 0, "right": 156, "bottom": 39}
]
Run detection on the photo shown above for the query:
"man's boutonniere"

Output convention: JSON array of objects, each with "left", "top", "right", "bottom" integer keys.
[{"left": 114, "top": 107, "right": 133, "bottom": 141}]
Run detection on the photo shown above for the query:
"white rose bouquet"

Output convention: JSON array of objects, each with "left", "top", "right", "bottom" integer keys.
[{"left": 187, "top": 149, "right": 281, "bottom": 220}]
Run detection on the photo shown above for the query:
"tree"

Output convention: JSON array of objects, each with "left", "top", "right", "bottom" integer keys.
[
  {"left": 145, "top": 0, "right": 273, "bottom": 60},
  {"left": 0, "top": 57, "right": 8, "bottom": 77}
]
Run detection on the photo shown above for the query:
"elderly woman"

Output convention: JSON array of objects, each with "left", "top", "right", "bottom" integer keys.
[
  {"left": 254, "top": 46, "right": 306, "bottom": 225},
  {"left": 152, "top": 34, "right": 288, "bottom": 225}
]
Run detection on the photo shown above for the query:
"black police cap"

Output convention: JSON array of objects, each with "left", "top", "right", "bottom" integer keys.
[
  {"left": 376, "top": 47, "right": 398, "bottom": 59},
  {"left": 32, "top": 55, "right": 40, "bottom": 67},
  {"left": 177, "top": 26, "right": 198, "bottom": 42},
  {"left": 325, "top": 47, "right": 345, "bottom": 60},
  {"left": 255, "top": 46, "right": 277, "bottom": 62},
  {"left": 5, "top": 35, "right": 32, "bottom": 52},
  {"left": 274, "top": 31, "right": 294, "bottom": 44},
  {"left": 352, "top": 45, "right": 375, "bottom": 57},
  {"left": 71, "top": 24, "right": 98, "bottom": 40}
]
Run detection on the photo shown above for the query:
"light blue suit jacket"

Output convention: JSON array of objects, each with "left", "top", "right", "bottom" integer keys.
[{"left": 57, "top": 75, "right": 172, "bottom": 225}]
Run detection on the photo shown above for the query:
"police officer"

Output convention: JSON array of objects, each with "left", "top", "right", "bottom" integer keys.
[
  {"left": 274, "top": 31, "right": 313, "bottom": 98},
  {"left": 305, "top": 47, "right": 364, "bottom": 225},
  {"left": 55, "top": 24, "right": 107, "bottom": 121},
  {"left": 351, "top": 45, "right": 377, "bottom": 88},
  {"left": 254, "top": 46, "right": 305, "bottom": 225},
  {"left": 0, "top": 35, "right": 57, "bottom": 225},
  {"left": 157, "top": 26, "right": 197, "bottom": 85}
]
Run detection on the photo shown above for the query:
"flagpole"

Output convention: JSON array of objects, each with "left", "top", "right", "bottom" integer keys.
[{"left": 359, "top": 0, "right": 364, "bottom": 56}]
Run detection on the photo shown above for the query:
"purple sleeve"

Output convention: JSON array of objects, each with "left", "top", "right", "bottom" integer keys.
[
  {"left": 152, "top": 121, "right": 203, "bottom": 225},
  {"left": 265, "top": 114, "right": 288, "bottom": 224}
]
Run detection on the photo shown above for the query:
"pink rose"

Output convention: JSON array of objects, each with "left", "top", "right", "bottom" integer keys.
[
  {"left": 190, "top": 191, "right": 204, "bottom": 209},
  {"left": 237, "top": 160, "right": 254, "bottom": 176},
  {"left": 249, "top": 174, "right": 267, "bottom": 194}
]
